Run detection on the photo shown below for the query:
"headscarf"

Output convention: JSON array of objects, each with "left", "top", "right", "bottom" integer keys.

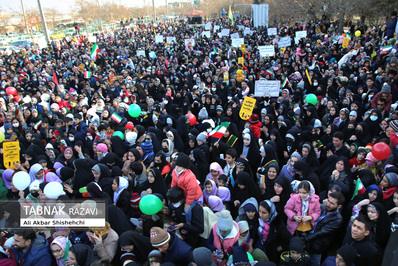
[
  {"left": 46, "top": 172, "right": 62, "bottom": 183},
  {"left": 51, "top": 236, "right": 72, "bottom": 266},
  {"left": 2, "top": 169, "right": 14, "bottom": 189},
  {"left": 258, "top": 200, "right": 277, "bottom": 244},
  {"left": 69, "top": 244, "right": 94, "bottom": 266},
  {"left": 208, "top": 195, "right": 224, "bottom": 212},
  {"left": 218, "top": 187, "right": 231, "bottom": 202},
  {"left": 113, "top": 177, "right": 129, "bottom": 203},
  {"left": 301, "top": 181, "right": 315, "bottom": 217},
  {"left": 140, "top": 168, "right": 168, "bottom": 198},
  {"left": 203, "top": 180, "right": 218, "bottom": 203},
  {"left": 29, "top": 163, "right": 44, "bottom": 183},
  {"left": 162, "top": 138, "right": 174, "bottom": 158},
  {"left": 207, "top": 162, "right": 224, "bottom": 182},
  {"left": 118, "top": 231, "right": 153, "bottom": 264}
]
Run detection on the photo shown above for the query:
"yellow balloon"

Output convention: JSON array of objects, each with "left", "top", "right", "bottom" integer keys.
[{"left": 355, "top": 30, "right": 361, "bottom": 37}]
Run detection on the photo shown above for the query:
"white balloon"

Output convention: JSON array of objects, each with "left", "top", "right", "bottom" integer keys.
[
  {"left": 12, "top": 172, "right": 31, "bottom": 191},
  {"left": 44, "top": 182, "right": 64, "bottom": 199}
]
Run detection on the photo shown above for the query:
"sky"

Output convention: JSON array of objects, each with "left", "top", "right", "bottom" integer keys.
[{"left": 0, "top": 0, "right": 172, "bottom": 15}]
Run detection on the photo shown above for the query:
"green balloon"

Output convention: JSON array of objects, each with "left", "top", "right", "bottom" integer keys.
[
  {"left": 139, "top": 194, "right": 163, "bottom": 215},
  {"left": 128, "top": 104, "right": 141, "bottom": 118},
  {"left": 306, "top": 94, "right": 317, "bottom": 105},
  {"left": 113, "top": 131, "right": 124, "bottom": 140}
]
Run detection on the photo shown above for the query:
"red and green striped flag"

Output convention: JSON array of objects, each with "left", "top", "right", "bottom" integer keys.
[
  {"left": 265, "top": 68, "right": 275, "bottom": 78},
  {"left": 84, "top": 71, "right": 91, "bottom": 79},
  {"left": 33, "top": 120, "right": 42, "bottom": 130},
  {"left": 351, "top": 179, "right": 366, "bottom": 200},
  {"left": 90, "top": 42, "right": 99, "bottom": 60},
  {"left": 110, "top": 112, "right": 122, "bottom": 124},
  {"left": 380, "top": 45, "right": 392, "bottom": 54},
  {"left": 282, "top": 77, "right": 289, "bottom": 87},
  {"left": 206, "top": 122, "right": 230, "bottom": 139}
]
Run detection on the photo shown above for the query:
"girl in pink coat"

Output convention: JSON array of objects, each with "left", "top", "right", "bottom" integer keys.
[{"left": 284, "top": 180, "right": 321, "bottom": 235}]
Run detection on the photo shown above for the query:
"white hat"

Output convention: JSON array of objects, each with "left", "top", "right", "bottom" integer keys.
[
  {"left": 29, "top": 180, "right": 40, "bottom": 191},
  {"left": 126, "top": 132, "right": 137, "bottom": 144}
]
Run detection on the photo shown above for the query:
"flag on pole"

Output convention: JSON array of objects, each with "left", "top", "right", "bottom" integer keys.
[
  {"left": 206, "top": 122, "right": 230, "bottom": 139},
  {"left": 110, "top": 112, "right": 122, "bottom": 124},
  {"left": 53, "top": 71, "right": 58, "bottom": 86},
  {"left": 84, "top": 71, "right": 91, "bottom": 79},
  {"left": 380, "top": 45, "right": 393, "bottom": 54},
  {"left": 229, "top": 6, "right": 234, "bottom": 26},
  {"left": 90, "top": 43, "right": 99, "bottom": 60},
  {"left": 282, "top": 77, "right": 289, "bottom": 87},
  {"left": 34, "top": 120, "right": 42, "bottom": 131},
  {"left": 265, "top": 68, "right": 275, "bottom": 78},
  {"left": 351, "top": 179, "right": 366, "bottom": 200}
]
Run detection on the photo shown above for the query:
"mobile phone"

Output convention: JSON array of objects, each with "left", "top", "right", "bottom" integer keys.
[{"left": 167, "top": 225, "right": 176, "bottom": 231}]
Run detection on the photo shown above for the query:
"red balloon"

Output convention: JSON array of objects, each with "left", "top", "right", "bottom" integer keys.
[
  {"left": 13, "top": 96, "right": 21, "bottom": 102},
  {"left": 6, "top": 87, "right": 17, "bottom": 96},
  {"left": 186, "top": 113, "right": 197, "bottom": 126},
  {"left": 372, "top": 142, "right": 391, "bottom": 160}
]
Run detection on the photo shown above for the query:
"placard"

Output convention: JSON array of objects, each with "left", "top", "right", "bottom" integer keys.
[
  {"left": 88, "top": 35, "right": 96, "bottom": 43},
  {"left": 267, "top": 28, "right": 277, "bottom": 35},
  {"left": 202, "top": 31, "right": 211, "bottom": 38},
  {"left": 231, "top": 32, "right": 240, "bottom": 39},
  {"left": 184, "top": 38, "right": 196, "bottom": 47},
  {"left": 221, "top": 29, "right": 230, "bottom": 37},
  {"left": 136, "top": 50, "right": 146, "bottom": 57},
  {"left": 342, "top": 37, "right": 349, "bottom": 48},
  {"left": 166, "top": 36, "right": 176, "bottom": 43},
  {"left": 231, "top": 38, "right": 244, "bottom": 48},
  {"left": 238, "top": 25, "right": 244, "bottom": 31},
  {"left": 214, "top": 25, "right": 220, "bottom": 32},
  {"left": 254, "top": 80, "right": 280, "bottom": 97},
  {"left": 278, "top": 36, "right": 291, "bottom": 48},
  {"left": 239, "top": 97, "right": 257, "bottom": 120},
  {"left": 3, "top": 141, "right": 20, "bottom": 169},
  {"left": 295, "top": 30, "right": 307, "bottom": 39},
  {"left": 155, "top": 35, "right": 164, "bottom": 43},
  {"left": 205, "top": 22, "right": 212, "bottom": 30},
  {"left": 238, "top": 57, "right": 244, "bottom": 65},
  {"left": 258, "top": 45, "right": 275, "bottom": 57},
  {"left": 244, "top": 28, "right": 251, "bottom": 36},
  {"left": 149, "top": 51, "right": 157, "bottom": 59}
]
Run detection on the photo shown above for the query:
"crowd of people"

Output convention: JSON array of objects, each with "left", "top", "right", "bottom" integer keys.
[{"left": 0, "top": 10, "right": 397, "bottom": 266}]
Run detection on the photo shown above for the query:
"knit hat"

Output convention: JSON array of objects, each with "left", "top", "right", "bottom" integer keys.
[
  {"left": 130, "top": 192, "right": 141, "bottom": 210},
  {"left": 348, "top": 111, "right": 357, "bottom": 118},
  {"left": 192, "top": 247, "right": 217, "bottom": 266},
  {"left": 336, "top": 245, "right": 357, "bottom": 266},
  {"left": 357, "top": 147, "right": 366, "bottom": 155},
  {"left": 196, "top": 132, "right": 207, "bottom": 143},
  {"left": 238, "top": 220, "right": 249, "bottom": 234},
  {"left": 384, "top": 172, "right": 398, "bottom": 187},
  {"left": 232, "top": 245, "right": 250, "bottom": 265},
  {"left": 381, "top": 83, "right": 391, "bottom": 94},
  {"left": 175, "top": 154, "right": 191, "bottom": 169},
  {"left": 125, "top": 121, "right": 135, "bottom": 130},
  {"left": 289, "top": 237, "right": 305, "bottom": 253},
  {"left": 96, "top": 143, "right": 108, "bottom": 153},
  {"left": 261, "top": 108, "right": 267, "bottom": 115},
  {"left": 150, "top": 227, "right": 170, "bottom": 247},
  {"left": 125, "top": 132, "right": 137, "bottom": 144},
  {"left": 148, "top": 250, "right": 162, "bottom": 263},
  {"left": 216, "top": 105, "right": 223, "bottom": 112},
  {"left": 243, "top": 203, "right": 257, "bottom": 212},
  {"left": 141, "top": 141, "right": 154, "bottom": 157},
  {"left": 198, "top": 107, "right": 209, "bottom": 119},
  {"left": 217, "top": 210, "right": 234, "bottom": 232},
  {"left": 29, "top": 180, "right": 40, "bottom": 191},
  {"left": 390, "top": 120, "right": 398, "bottom": 132},
  {"left": 249, "top": 114, "right": 259, "bottom": 124},
  {"left": 50, "top": 103, "right": 59, "bottom": 111}
]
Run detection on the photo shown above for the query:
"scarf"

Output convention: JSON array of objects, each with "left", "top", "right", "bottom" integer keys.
[
  {"left": 258, "top": 218, "right": 270, "bottom": 244},
  {"left": 301, "top": 182, "right": 315, "bottom": 219},
  {"left": 113, "top": 177, "right": 129, "bottom": 203}
]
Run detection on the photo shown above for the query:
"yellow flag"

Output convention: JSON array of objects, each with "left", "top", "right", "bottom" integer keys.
[{"left": 305, "top": 69, "right": 312, "bottom": 85}]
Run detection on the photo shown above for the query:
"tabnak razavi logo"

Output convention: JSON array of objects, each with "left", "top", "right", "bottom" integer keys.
[{"left": 19, "top": 199, "right": 106, "bottom": 228}]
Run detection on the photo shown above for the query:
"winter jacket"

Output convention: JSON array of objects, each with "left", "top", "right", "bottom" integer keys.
[
  {"left": 371, "top": 92, "right": 392, "bottom": 111},
  {"left": 386, "top": 17, "right": 397, "bottom": 38},
  {"left": 280, "top": 251, "right": 311, "bottom": 266},
  {"left": 171, "top": 168, "right": 202, "bottom": 204},
  {"left": 284, "top": 193, "right": 321, "bottom": 235},
  {"left": 164, "top": 233, "right": 193, "bottom": 265},
  {"left": 9, "top": 235, "right": 53, "bottom": 266},
  {"left": 250, "top": 121, "right": 262, "bottom": 138},
  {"left": 93, "top": 228, "right": 119, "bottom": 262},
  {"left": 342, "top": 233, "right": 381, "bottom": 266},
  {"left": 303, "top": 206, "right": 343, "bottom": 254}
]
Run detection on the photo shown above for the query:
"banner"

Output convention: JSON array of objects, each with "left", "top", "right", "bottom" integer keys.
[
  {"left": 3, "top": 141, "right": 20, "bottom": 169},
  {"left": 244, "top": 28, "right": 251, "bottom": 36},
  {"left": 88, "top": 35, "right": 96, "bottom": 43},
  {"left": 214, "top": 25, "right": 220, "bottom": 32},
  {"left": 295, "top": 30, "right": 307, "bottom": 39},
  {"left": 230, "top": 32, "right": 240, "bottom": 39},
  {"left": 254, "top": 80, "right": 280, "bottom": 97},
  {"left": 267, "top": 28, "right": 277, "bottom": 35},
  {"left": 166, "top": 36, "right": 176, "bottom": 43},
  {"left": 184, "top": 38, "right": 196, "bottom": 47},
  {"left": 252, "top": 4, "right": 269, "bottom": 28},
  {"left": 221, "top": 29, "right": 230, "bottom": 36},
  {"left": 258, "top": 45, "right": 275, "bottom": 57},
  {"left": 238, "top": 25, "right": 244, "bottom": 31},
  {"left": 278, "top": 36, "right": 291, "bottom": 48},
  {"left": 155, "top": 35, "right": 164, "bottom": 43},
  {"left": 231, "top": 38, "right": 244, "bottom": 48},
  {"left": 239, "top": 97, "right": 257, "bottom": 120}
]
